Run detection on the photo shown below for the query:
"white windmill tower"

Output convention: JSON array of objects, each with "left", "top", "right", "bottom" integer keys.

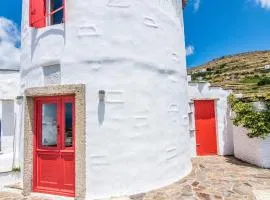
[{"left": 20, "top": 0, "right": 191, "bottom": 199}]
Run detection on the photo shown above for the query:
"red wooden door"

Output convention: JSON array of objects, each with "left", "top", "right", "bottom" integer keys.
[
  {"left": 194, "top": 100, "right": 217, "bottom": 156},
  {"left": 33, "top": 96, "right": 75, "bottom": 197}
]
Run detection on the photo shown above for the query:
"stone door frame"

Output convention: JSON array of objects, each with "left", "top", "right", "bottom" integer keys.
[{"left": 23, "top": 84, "right": 86, "bottom": 200}]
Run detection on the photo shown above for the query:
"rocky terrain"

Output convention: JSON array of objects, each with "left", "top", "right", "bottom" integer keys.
[{"left": 188, "top": 51, "right": 270, "bottom": 100}]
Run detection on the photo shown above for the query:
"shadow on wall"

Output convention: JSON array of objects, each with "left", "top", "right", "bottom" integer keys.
[
  {"left": 188, "top": 82, "right": 206, "bottom": 93},
  {"left": 221, "top": 102, "right": 234, "bottom": 155},
  {"left": 198, "top": 83, "right": 205, "bottom": 93},
  {"left": 224, "top": 156, "right": 258, "bottom": 167},
  {"left": 31, "top": 28, "right": 65, "bottom": 60},
  {"left": 98, "top": 102, "right": 105, "bottom": 125},
  {"left": 42, "top": 64, "right": 61, "bottom": 85}
]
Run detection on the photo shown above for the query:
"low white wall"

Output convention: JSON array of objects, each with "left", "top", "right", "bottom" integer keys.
[
  {"left": 0, "top": 171, "right": 21, "bottom": 188},
  {"left": 188, "top": 82, "right": 234, "bottom": 156},
  {"left": 234, "top": 126, "right": 270, "bottom": 168},
  {"left": 0, "top": 152, "right": 14, "bottom": 172},
  {"left": 261, "top": 137, "right": 270, "bottom": 168}
]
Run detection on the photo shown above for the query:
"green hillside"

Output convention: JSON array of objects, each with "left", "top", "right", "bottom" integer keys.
[{"left": 188, "top": 51, "right": 270, "bottom": 100}]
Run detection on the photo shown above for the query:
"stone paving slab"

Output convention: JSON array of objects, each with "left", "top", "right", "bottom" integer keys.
[{"left": 0, "top": 156, "right": 269, "bottom": 200}]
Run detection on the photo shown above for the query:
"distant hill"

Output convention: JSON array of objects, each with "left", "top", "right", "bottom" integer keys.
[{"left": 188, "top": 51, "right": 270, "bottom": 100}]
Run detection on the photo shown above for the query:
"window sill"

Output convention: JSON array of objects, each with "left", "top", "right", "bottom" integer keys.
[{"left": 31, "top": 23, "right": 64, "bottom": 30}]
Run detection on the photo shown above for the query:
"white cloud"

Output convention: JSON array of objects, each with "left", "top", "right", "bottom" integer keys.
[
  {"left": 0, "top": 17, "right": 20, "bottom": 70},
  {"left": 194, "top": 0, "right": 201, "bottom": 12},
  {"left": 256, "top": 0, "right": 270, "bottom": 9},
  {"left": 186, "top": 45, "right": 195, "bottom": 56}
]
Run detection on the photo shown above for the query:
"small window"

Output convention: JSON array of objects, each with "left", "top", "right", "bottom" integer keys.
[
  {"left": 48, "top": 0, "right": 64, "bottom": 25},
  {"left": 30, "top": 0, "right": 65, "bottom": 28}
]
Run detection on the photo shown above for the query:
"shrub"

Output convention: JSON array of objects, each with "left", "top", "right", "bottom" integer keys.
[
  {"left": 258, "top": 77, "right": 270, "bottom": 86},
  {"left": 191, "top": 71, "right": 212, "bottom": 81},
  {"left": 240, "top": 76, "right": 261, "bottom": 84},
  {"left": 219, "top": 63, "right": 227, "bottom": 69},
  {"left": 12, "top": 167, "right": 21, "bottom": 172},
  {"left": 229, "top": 95, "right": 270, "bottom": 139}
]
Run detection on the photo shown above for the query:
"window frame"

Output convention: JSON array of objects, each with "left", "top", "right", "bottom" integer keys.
[
  {"left": 46, "top": 0, "right": 65, "bottom": 26},
  {"left": 30, "top": 0, "right": 65, "bottom": 28}
]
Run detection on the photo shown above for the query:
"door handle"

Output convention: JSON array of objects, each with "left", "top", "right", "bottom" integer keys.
[
  {"left": 57, "top": 125, "right": 60, "bottom": 134},
  {"left": 196, "top": 144, "right": 200, "bottom": 146}
]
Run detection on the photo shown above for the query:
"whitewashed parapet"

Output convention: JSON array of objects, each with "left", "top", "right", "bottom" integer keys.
[{"left": 233, "top": 126, "right": 270, "bottom": 168}]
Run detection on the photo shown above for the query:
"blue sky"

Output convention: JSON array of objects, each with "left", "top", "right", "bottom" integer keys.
[
  {"left": 184, "top": 0, "right": 270, "bottom": 67},
  {"left": 0, "top": 1, "right": 21, "bottom": 69},
  {"left": 0, "top": 0, "right": 270, "bottom": 68},
  {"left": 0, "top": 1, "right": 21, "bottom": 27}
]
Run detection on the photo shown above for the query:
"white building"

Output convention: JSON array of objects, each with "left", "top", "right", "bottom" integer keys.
[
  {"left": 0, "top": 66, "right": 21, "bottom": 185},
  {"left": 264, "top": 64, "right": 270, "bottom": 70},
  {"left": 187, "top": 80, "right": 234, "bottom": 157},
  {"left": 187, "top": 78, "right": 270, "bottom": 169},
  {"left": 20, "top": 0, "right": 191, "bottom": 199}
]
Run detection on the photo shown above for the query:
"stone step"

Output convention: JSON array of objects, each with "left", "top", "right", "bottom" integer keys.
[{"left": 0, "top": 171, "right": 21, "bottom": 188}]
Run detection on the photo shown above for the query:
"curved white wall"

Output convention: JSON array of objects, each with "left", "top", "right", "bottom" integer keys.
[{"left": 21, "top": 0, "right": 191, "bottom": 198}]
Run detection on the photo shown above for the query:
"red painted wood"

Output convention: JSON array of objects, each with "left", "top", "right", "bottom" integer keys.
[
  {"left": 33, "top": 96, "right": 75, "bottom": 197},
  {"left": 30, "top": 0, "right": 46, "bottom": 28},
  {"left": 194, "top": 100, "right": 217, "bottom": 156}
]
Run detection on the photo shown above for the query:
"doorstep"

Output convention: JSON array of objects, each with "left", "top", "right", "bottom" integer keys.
[
  {"left": 100, "top": 197, "right": 130, "bottom": 200},
  {"left": 0, "top": 187, "right": 74, "bottom": 200},
  {"left": 30, "top": 192, "right": 74, "bottom": 200}
]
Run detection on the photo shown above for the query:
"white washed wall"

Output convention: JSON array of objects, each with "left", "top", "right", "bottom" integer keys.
[
  {"left": 21, "top": 0, "right": 191, "bottom": 198},
  {"left": 1, "top": 100, "right": 15, "bottom": 152},
  {"left": 0, "top": 172, "right": 21, "bottom": 188},
  {"left": 188, "top": 81, "right": 233, "bottom": 156},
  {"left": 0, "top": 100, "right": 17, "bottom": 173},
  {"left": 234, "top": 126, "right": 270, "bottom": 168},
  {"left": 0, "top": 71, "right": 20, "bottom": 99},
  {"left": 0, "top": 71, "right": 20, "bottom": 173}
]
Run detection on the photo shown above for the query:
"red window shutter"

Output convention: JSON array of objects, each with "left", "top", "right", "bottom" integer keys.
[{"left": 30, "top": 0, "right": 46, "bottom": 28}]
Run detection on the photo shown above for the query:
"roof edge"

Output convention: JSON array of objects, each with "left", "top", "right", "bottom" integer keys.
[{"left": 0, "top": 69, "right": 20, "bottom": 72}]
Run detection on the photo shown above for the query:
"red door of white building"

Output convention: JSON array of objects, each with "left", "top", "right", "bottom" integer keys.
[
  {"left": 194, "top": 100, "right": 217, "bottom": 156},
  {"left": 33, "top": 96, "right": 75, "bottom": 197}
]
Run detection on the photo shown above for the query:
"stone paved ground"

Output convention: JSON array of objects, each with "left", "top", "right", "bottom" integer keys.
[
  {"left": 0, "top": 156, "right": 270, "bottom": 200},
  {"left": 128, "top": 156, "right": 270, "bottom": 200}
]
